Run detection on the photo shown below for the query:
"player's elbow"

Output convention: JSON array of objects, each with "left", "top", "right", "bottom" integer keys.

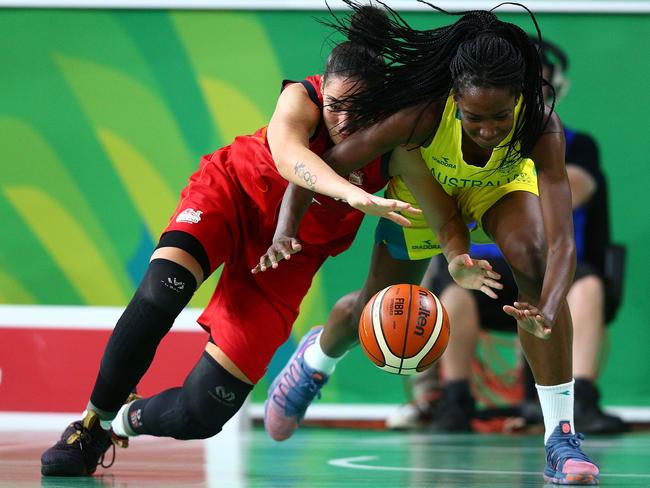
[
  {"left": 435, "top": 209, "right": 464, "bottom": 242},
  {"left": 269, "top": 142, "right": 295, "bottom": 181},
  {"left": 273, "top": 155, "right": 293, "bottom": 181}
]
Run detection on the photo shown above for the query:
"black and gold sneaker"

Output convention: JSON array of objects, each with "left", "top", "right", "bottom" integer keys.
[{"left": 41, "top": 410, "right": 114, "bottom": 476}]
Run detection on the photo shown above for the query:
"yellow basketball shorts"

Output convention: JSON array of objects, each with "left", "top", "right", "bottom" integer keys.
[{"left": 376, "top": 162, "right": 539, "bottom": 260}]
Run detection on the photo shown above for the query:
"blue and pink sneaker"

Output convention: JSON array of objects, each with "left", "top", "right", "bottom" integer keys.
[
  {"left": 544, "top": 421, "right": 600, "bottom": 485},
  {"left": 264, "top": 327, "right": 328, "bottom": 441}
]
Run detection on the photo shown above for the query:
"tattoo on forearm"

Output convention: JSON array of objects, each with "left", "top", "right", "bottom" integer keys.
[{"left": 294, "top": 161, "right": 318, "bottom": 191}]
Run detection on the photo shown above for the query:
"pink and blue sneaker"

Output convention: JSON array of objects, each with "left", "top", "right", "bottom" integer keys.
[
  {"left": 544, "top": 421, "right": 600, "bottom": 485},
  {"left": 264, "top": 327, "right": 328, "bottom": 441}
]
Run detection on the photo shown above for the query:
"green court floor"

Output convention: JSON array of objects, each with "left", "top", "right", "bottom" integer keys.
[{"left": 2, "top": 427, "right": 649, "bottom": 487}]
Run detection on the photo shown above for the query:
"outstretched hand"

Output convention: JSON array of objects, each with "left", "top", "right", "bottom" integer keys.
[
  {"left": 448, "top": 254, "right": 503, "bottom": 298},
  {"left": 251, "top": 236, "right": 302, "bottom": 274},
  {"left": 503, "top": 302, "right": 553, "bottom": 340},
  {"left": 345, "top": 189, "right": 421, "bottom": 227}
]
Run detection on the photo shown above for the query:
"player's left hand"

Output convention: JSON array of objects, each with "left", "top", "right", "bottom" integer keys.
[
  {"left": 345, "top": 187, "right": 422, "bottom": 227},
  {"left": 251, "top": 236, "right": 302, "bottom": 274},
  {"left": 503, "top": 301, "right": 553, "bottom": 340},
  {"left": 448, "top": 254, "right": 503, "bottom": 298}
]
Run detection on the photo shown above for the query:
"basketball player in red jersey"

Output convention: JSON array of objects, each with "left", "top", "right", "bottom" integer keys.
[{"left": 40, "top": 8, "right": 420, "bottom": 477}]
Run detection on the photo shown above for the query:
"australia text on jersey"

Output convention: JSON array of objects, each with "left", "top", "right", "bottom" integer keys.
[{"left": 430, "top": 168, "right": 531, "bottom": 188}]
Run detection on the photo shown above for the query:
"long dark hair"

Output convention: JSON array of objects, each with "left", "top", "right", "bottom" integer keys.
[
  {"left": 323, "top": 5, "right": 389, "bottom": 89},
  {"left": 325, "top": 1, "right": 551, "bottom": 166}
]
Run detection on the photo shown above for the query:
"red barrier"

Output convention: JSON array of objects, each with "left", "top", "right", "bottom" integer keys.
[{"left": 0, "top": 327, "right": 207, "bottom": 412}]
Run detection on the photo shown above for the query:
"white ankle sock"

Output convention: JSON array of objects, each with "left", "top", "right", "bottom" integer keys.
[
  {"left": 536, "top": 379, "right": 575, "bottom": 444},
  {"left": 80, "top": 410, "right": 112, "bottom": 431},
  {"left": 111, "top": 402, "right": 137, "bottom": 437},
  {"left": 303, "top": 330, "right": 345, "bottom": 375}
]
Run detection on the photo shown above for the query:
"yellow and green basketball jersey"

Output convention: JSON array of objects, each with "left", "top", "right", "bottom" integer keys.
[{"left": 379, "top": 94, "right": 539, "bottom": 260}]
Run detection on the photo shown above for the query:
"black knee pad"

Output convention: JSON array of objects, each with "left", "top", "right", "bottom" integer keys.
[
  {"left": 181, "top": 352, "right": 252, "bottom": 438},
  {"left": 128, "top": 352, "right": 253, "bottom": 440},
  {"left": 90, "top": 259, "right": 197, "bottom": 413},
  {"left": 138, "top": 258, "right": 198, "bottom": 316}
]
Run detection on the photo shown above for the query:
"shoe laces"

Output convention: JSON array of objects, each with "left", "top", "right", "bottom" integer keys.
[
  {"left": 65, "top": 416, "right": 121, "bottom": 470},
  {"left": 66, "top": 422, "right": 91, "bottom": 446},
  {"left": 111, "top": 431, "right": 130, "bottom": 449},
  {"left": 99, "top": 443, "right": 116, "bottom": 468},
  {"left": 273, "top": 362, "right": 324, "bottom": 414},
  {"left": 548, "top": 432, "right": 592, "bottom": 466},
  {"left": 300, "top": 370, "right": 324, "bottom": 395}
]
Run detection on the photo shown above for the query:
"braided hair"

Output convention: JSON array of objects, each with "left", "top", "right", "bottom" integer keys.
[
  {"left": 323, "top": 5, "right": 389, "bottom": 87},
  {"left": 325, "top": 1, "right": 550, "bottom": 167}
]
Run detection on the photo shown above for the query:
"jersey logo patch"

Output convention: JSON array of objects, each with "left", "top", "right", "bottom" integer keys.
[
  {"left": 176, "top": 208, "right": 203, "bottom": 224},
  {"left": 411, "top": 239, "right": 440, "bottom": 251},
  {"left": 431, "top": 156, "right": 456, "bottom": 169}
]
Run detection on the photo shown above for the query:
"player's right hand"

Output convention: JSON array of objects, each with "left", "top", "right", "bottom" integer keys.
[
  {"left": 503, "top": 302, "right": 553, "bottom": 340},
  {"left": 448, "top": 254, "right": 503, "bottom": 298},
  {"left": 345, "top": 188, "right": 422, "bottom": 227},
  {"left": 251, "top": 236, "right": 302, "bottom": 274}
]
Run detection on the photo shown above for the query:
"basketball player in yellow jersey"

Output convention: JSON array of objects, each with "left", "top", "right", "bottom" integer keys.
[
  {"left": 261, "top": 3, "right": 600, "bottom": 485},
  {"left": 380, "top": 93, "right": 539, "bottom": 262}
]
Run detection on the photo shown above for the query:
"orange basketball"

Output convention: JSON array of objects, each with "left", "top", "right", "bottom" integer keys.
[{"left": 358, "top": 284, "right": 450, "bottom": 376}]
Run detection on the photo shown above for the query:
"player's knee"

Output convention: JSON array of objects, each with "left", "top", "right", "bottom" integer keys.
[
  {"left": 176, "top": 406, "right": 223, "bottom": 440},
  {"left": 137, "top": 258, "right": 197, "bottom": 316},
  {"left": 95, "top": 259, "right": 198, "bottom": 408},
  {"left": 501, "top": 231, "right": 546, "bottom": 288},
  {"left": 179, "top": 351, "right": 253, "bottom": 440},
  {"left": 329, "top": 291, "right": 363, "bottom": 329}
]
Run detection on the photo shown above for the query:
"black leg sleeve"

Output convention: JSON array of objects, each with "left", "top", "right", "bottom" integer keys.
[
  {"left": 89, "top": 259, "right": 196, "bottom": 415},
  {"left": 127, "top": 351, "right": 253, "bottom": 440}
]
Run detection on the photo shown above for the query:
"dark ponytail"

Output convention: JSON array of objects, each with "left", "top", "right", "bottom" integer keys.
[
  {"left": 325, "top": 1, "right": 550, "bottom": 167},
  {"left": 323, "top": 5, "right": 388, "bottom": 88}
]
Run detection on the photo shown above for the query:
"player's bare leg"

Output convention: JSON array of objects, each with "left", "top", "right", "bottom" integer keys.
[
  {"left": 265, "top": 242, "right": 428, "bottom": 441},
  {"left": 485, "top": 191, "right": 599, "bottom": 485},
  {"left": 320, "top": 242, "right": 430, "bottom": 357}
]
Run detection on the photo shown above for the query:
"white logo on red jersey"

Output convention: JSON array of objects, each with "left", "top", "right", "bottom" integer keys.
[{"left": 176, "top": 208, "right": 203, "bottom": 224}]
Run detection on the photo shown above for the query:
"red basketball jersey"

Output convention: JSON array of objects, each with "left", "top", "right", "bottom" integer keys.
[{"left": 216, "top": 75, "right": 390, "bottom": 256}]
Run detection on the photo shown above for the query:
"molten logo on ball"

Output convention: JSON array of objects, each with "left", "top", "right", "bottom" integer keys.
[
  {"left": 358, "top": 284, "right": 450, "bottom": 376},
  {"left": 414, "top": 289, "right": 431, "bottom": 336}
]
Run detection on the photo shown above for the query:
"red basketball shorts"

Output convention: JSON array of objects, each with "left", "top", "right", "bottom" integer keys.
[{"left": 162, "top": 148, "right": 328, "bottom": 383}]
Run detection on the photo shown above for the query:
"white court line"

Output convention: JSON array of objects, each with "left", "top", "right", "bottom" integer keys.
[
  {"left": 328, "top": 455, "right": 650, "bottom": 479},
  {"left": 329, "top": 456, "right": 538, "bottom": 475}
]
